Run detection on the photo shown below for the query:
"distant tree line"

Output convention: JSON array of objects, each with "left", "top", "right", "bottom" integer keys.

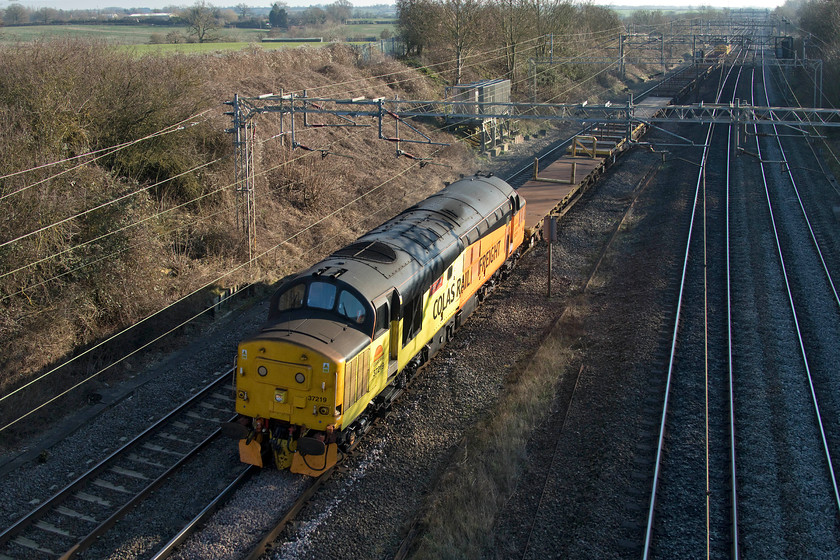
[
  {"left": 397, "top": 0, "right": 622, "bottom": 86},
  {"left": 0, "top": 1, "right": 369, "bottom": 29},
  {"left": 0, "top": 0, "right": 387, "bottom": 43}
]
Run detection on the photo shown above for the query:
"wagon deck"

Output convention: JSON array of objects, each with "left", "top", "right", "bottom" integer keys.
[{"left": 517, "top": 96, "right": 671, "bottom": 237}]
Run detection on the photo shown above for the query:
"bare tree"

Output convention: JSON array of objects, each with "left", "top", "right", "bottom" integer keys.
[
  {"left": 218, "top": 8, "right": 238, "bottom": 26},
  {"left": 579, "top": 3, "right": 621, "bottom": 34},
  {"left": 236, "top": 3, "right": 251, "bottom": 20},
  {"left": 326, "top": 0, "right": 354, "bottom": 24},
  {"left": 397, "top": 0, "right": 435, "bottom": 56},
  {"left": 494, "top": 0, "right": 529, "bottom": 81},
  {"left": 33, "top": 7, "right": 58, "bottom": 24},
  {"left": 798, "top": 0, "right": 840, "bottom": 103},
  {"left": 181, "top": 1, "right": 220, "bottom": 43},
  {"left": 269, "top": 2, "right": 289, "bottom": 29},
  {"left": 298, "top": 6, "right": 327, "bottom": 25},
  {"left": 4, "top": 3, "right": 29, "bottom": 25},
  {"left": 436, "top": 0, "right": 485, "bottom": 84}
]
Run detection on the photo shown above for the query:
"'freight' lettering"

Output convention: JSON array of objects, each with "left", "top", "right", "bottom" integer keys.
[{"left": 478, "top": 241, "right": 502, "bottom": 279}]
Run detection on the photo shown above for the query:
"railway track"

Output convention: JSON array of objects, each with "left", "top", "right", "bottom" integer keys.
[
  {"left": 0, "top": 117, "right": 619, "bottom": 560},
  {"left": 642, "top": 45, "right": 840, "bottom": 558},
  {"left": 182, "top": 125, "right": 616, "bottom": 560},
  {"left": 515, "top": 156, "right": 663, "bottom": 560},
  {"left": 163, "top": 251, "right": 534, "bottom": 559},
  {"left": 744, "top": 51, "right": 840, "bottom": 539},
  {"left": 0, "top": 371, "right": 238, "bottom": 559},
  {"left": 641, "top": 51, "right": 744, "bottom": 559}
]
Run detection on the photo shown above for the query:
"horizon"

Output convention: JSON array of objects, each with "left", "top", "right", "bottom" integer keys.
[{"left": 0, "top": 0, "right": 784, "bottom": 12}]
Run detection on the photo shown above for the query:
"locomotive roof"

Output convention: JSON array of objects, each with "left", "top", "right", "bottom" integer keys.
[{"left": 285, "top": 174, "right": 516, "bottom": 307}]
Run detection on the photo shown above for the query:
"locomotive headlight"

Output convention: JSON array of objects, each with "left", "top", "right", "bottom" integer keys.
[
  {"left": 237, "top": 390, "right": 248, "bottom": 401},
  {"left": 258, "top": 366, "right": 268, "bottom": 377},
  {"left": 295, "top": 372, "right": 306, "bottom": 384},
  {"left": 319, "top": 406, "right": 329, "bottom": 416}
]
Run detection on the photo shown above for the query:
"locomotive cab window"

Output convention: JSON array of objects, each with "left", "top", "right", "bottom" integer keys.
[
  {"left": 274, "top": 280, "right": 373, "bottom": 331},
  {"left": 308, "top": 281, "right": 336, "bottom": 310},
  {"left": 401, "top": 295, "right": 423, "bottom": 346},
  {"left": 277, "top": 284, "right": 305, "bottom": 311},
  {"left": 374, "top": 302, "right": 389, "bottom": 337},
  {"left": 337, "top": 291, "right": 366, "bottom": 324}
]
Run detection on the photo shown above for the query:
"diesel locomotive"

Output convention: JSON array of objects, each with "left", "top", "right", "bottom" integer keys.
[{"left": 228, "top": 174, "right": 525, "bottom": 476}]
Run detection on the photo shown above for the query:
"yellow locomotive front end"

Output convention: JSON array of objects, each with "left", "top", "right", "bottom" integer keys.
[
  {"left": 235, "top": 337, "right": 341, "bottom": 476},
  {"left": 229, "top": 273, "right": 378, "bottom": 476}
]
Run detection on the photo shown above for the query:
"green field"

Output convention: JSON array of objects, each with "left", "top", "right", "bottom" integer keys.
[
  {"left": 0, "top": 24, "right": 267, "bottom": 44},
  {"left": 122, "top": 41, "right": 340, "bottom": 55},
  {"left": 0, "top": 23, "right": 396, "bottom": 48},
  {"left": 339, "top": 23, "right": 395, "bottom": 37}
]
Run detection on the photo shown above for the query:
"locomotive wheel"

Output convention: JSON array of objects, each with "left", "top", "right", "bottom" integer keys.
[{"left": 339, "top": 429, "right": 356, "bottom": 451}]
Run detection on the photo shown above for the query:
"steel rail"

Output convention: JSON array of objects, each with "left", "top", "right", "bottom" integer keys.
[
  {"left": 766, "top": 72, "right": 840, "bottom": 200},
  {"left": 0, "top": 369, "right": 234, "bottom": 555},
  {"left": 753, "top": 53, "right": 840, "bottom": 515},
  {"left": 242, "top": 469, "right": 335, "bottom": 560},
  {"left": 761, "top": 68, "right": 840, "bottom": 311},
  {"left": 150, "top": 465, "right": 257, "bottom": 560},
  {"left": 60, "top": 417, "right": 238, "bottom": 559},
  {"left": 518, "top": 155, "right": 663, "bottom": 560},
  {"left": 642, "top": 52, "right": 741, "bottom": 560},
  {"left": 519, "top": 365, "right": 585, "bottom": 560},
  {"left": 241, "top": 404, "right": 386, "bottom": 560},
  {"left": 725, "top": 70, "right": 741, "bottom": 560},
  {"left": 723, "top": 46, "right": 750, "bottom": 560},
  {"left": 641, "top": 93, "right": 713, "bottom": 560}
]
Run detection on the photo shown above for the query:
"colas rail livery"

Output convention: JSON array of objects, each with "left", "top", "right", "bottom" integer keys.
[{"left": 224, "top": 174, "right": 525, "bottom": 476}]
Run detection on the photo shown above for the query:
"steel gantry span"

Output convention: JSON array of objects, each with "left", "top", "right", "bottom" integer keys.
[{"left": 231, "top": 94, "right": 840, "bottom": 128}]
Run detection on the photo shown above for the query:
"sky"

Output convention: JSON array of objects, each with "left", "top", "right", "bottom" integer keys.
[{"left": 0, "top": 0, "right": 786, "bottom": 11}]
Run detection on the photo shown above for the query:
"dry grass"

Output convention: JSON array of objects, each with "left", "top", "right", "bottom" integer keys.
[{"left": 411, "top": 306, "right": 584, "bottom": 560}]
